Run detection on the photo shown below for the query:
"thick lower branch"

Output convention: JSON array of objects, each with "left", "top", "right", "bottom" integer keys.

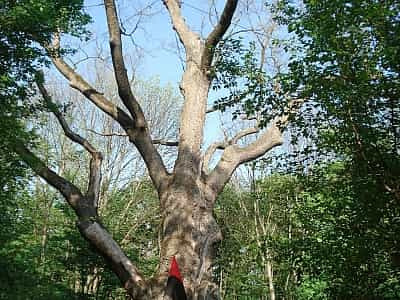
[
  {"left": 78, "top": 219, "right": 147, "bottom": 298},
  {"left": 14, "top": 144, "right": 83, "bottom": 209},
  {"left": 206, "top": 124, "right": 283, "bottom": 195},
  {"left": 14, "top": 144, "right": 147, "bottom": 298}
]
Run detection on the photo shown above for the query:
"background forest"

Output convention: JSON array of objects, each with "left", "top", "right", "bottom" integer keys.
[{"left": 1, "top": 0, "right": 399, "bottom": 299}]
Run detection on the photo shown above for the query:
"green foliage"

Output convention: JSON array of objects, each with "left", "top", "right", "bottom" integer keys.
[
  {"left": 0, "top": 4, "right": 92, "bottom": 294},
  {"left": 211, "top": 38, "right": 287, "bottom": 125},
  {"left": 296, "top": 276, "right": 328, "bottom": 300},
  {"left": 274, "top": 0, "right": 400, "bottom": 184},
  {"left": 216, "top": 175, "right": 300, "bottom": 299},
  {"left": 0, "top": 192, "right": 78, "bottom": 299},
  {"left": 216, "top": 161, "right": 400, "bottom": 299},
  {"left": 258, "top": 3, "right": 400, "bottom": 297},
  {"left": 292, "top": 163, "right": 400, "bottom": 299},
  {"left": 0, "top": 0, "right": 90, "bottom": 78},
  {"left": 0, "top": 0, "right": 91, "bottom": 150}
]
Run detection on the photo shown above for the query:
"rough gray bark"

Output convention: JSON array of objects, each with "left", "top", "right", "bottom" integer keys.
[{"left": 15, "top": 1, "right": 303, "bottom": 299}]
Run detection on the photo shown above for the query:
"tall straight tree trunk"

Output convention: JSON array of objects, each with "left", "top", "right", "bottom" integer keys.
[{"left": 266, "top": 258, "right": 276, "bottom": 300}]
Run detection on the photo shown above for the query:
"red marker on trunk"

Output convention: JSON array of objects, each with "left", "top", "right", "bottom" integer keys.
[{"left": 165, "top": 256, "right": 187, "bottom": 300}]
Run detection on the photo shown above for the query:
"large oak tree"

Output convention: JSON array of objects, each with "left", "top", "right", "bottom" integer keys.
[{"left": 7, "top": 1, "right": 301, "bottom": 298}]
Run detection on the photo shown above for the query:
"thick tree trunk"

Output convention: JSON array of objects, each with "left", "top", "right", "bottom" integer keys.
[
  {"left": 144, "top": 43, "right": 224, "bottom": 299},
  {"left": 148, "top": 179, "right": 222, "bottom": 300}
]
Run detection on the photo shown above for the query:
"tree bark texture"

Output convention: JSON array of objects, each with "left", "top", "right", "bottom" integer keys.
[{"left": 152, "top": 179, "right": 222, "bottom": 300}]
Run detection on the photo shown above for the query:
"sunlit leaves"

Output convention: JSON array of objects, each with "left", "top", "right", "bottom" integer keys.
[
  {"left": 1, "top": 0, "right": 92, "bottom": 162},
  {"left": 211, "top": 38, "right": 287, "bottom": 125}
]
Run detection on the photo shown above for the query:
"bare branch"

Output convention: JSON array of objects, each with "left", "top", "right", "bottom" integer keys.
[
  {"left": 152, "top": 139, "right": 179, "bottom": 147},
  {"left": 45, "top": 40, "right": 134, "bottom": 131},
  {"left": 236, "top": 122, "right": 283, "bottom": 164},
  {"left": 206, "top": 0, "right": 238, "bottom": 47},
  {"left": 14, "top": 144, "right": 83, "bottom": 209},
  {"left": 205, "top": 97, "right": 304, "bottom": 195},
  {"left": 202, "top": 141, "right": 227, "bottom": 173},
  {"left": 206, "top": 107, "right": 217, "bottom": 114},
  {"left": 206, "top": 123, "right": 282, "bottom": 195},
  {"left": 206, "top": 94, "right": 243, "bottom": 114},
  {"left": 202, "top": 123, "right": 259, "bottom": 174},
  {"left": 37, "top": 80, "right": 98, "bottom": 156},
  {"left": 87, "top": 128, "right": 128, "bottom": 137},
  {"left": 104, "top": 0, "right": 146, "bottom": 128},
  {"left": 45, "top": 34, "right": 169, "bottom": 192},
  {"left": 37, "top": 79, "right": 104, "bottom": 206},
  {"left": 203, "top": 0, "right": 239, "bottom": 68},
  {"left": 162, "top": 0, "right": 200, "bottom": 51},
  {"left": 231, "top": 125, "right": 259, "bottom": 144},
  {"left": 86, "top": 129, "right": 178, "bottom": 146}
]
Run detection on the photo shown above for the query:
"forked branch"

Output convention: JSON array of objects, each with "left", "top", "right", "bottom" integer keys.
[
  {"left": 15, "top": 145, "right": 147, "bottom": 298},
  {"left": 37, "top": 79, "right": 103, "bottom": 207},
  {"left": 103, "top": 0, "right": 170, "bottom": 190},
  {"left": 14, "top": 144, "right": 84, "bottom": 210},
  {"left": 206, "top": 98, "right": 304, "bottom": 195},
  {"left": 231, "top": 124, "right": 260, "bottom": 145},
  {"left": 104, "top": 0, "right": 146, "bottom": 128},
  {"left": 203, "top": 141, "right": 226, "bottom": 173},
  {"left": 152, "top": 139, "right": 179, "bottom": 147},
  {"left": 45, "top": 32, "right": 169, "bottom": 191},
  {"left": 202, "top": 124, "right": 259, "bottom": 173},
  {"left": 163, "top": 0, "right": 200, "bottom": 52}
]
